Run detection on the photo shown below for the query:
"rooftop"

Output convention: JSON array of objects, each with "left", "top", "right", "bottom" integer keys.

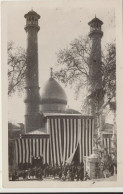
[
  {"left": 24, "top": 9, "right": 40, "bottom": 19},
  {"left": 88, "top": 16, "right": 103, "bottom": 26}
]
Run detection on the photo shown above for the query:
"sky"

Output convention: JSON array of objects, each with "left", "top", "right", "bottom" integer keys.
[{"left": 6, "top": 0, "right": 116, "bottom": 124}]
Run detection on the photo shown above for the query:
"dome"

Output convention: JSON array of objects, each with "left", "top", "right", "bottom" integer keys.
[
  {"left": 66, "top": 108, "right": 81, "bottom": 114},
  {"left": 24, "top": 9, "right": 40, "bottom": 19},
  {"left": 40, "top": 77, "right": 67, "bottom": 112}
]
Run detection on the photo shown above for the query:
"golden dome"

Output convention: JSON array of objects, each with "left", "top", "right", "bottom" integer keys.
[{"left": 40, "top": 78, "right": 67, "bottom": 112}]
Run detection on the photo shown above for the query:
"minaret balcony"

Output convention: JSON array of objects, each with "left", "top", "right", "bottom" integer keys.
[
  {"left": 89, "top": 30, "right": 103, "bottom": 38},
  {"left": 24, "top": 24, "right": 40, "bottom": 32}
]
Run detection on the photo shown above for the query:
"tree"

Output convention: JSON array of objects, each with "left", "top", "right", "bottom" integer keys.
[
  {"left": 93, "top": 135, "right": 116, "bottom": 178},
  {"left": 101, "top": 43, "right": 116, "bottom": 108},
  {"left": 8, "top": 41, "right": 27, "bottom": 96},
  {"left": 54, "top": 36, "right": 90, "bottom": 94},
  {"left": 54, "top": 36, "right": 116, "bottom": 114}
]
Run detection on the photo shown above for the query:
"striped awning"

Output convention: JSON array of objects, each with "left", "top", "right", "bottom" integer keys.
[
  {"left": 15, "top": 137, "right": 50, "bottom": 165},
  {"left": 103, "top": 137, "right": 112, "bottom": 153},
  {"left": 15, "top": 116, "right": 94, "bottom": 166}
]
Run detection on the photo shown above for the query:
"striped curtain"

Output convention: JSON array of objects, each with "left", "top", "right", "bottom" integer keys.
[
  {"left": 103, "top": 137, "right": 112, "bottom": 154},
  {"left": 47, "top": 117, "right": 94, "bottom": 166},
  {"left": 15, "top": 117, "right": 94, "bottom": 166},
  {"left": 15, "top": 138, "right": 50, "bottom": 165}
]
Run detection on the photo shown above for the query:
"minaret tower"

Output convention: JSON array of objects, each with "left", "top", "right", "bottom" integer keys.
[
  {"left": 24, "top": 10, "right": 41, "bottom": 132},
  {"left": 88, "top": 16, "right": 104, "bottom": 115},
  {"left": 88, "top": 16, "right": 103, "bottom": 92}
]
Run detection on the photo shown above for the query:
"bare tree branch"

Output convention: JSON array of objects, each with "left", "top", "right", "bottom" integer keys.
[{"left": 8, "top": 42, "right": 27, "bottom": 96}]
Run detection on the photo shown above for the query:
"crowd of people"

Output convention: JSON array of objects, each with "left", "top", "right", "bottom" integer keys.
[
  {"left": 9, "top": 162, "right": 91, "bottom": 181},
  {"left": 9, "top": 156, "right": 116, "bottom": 181}
]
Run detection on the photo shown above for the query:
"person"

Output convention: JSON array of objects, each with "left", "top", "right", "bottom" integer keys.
[
  {"left": 79, "top": 167, "right": 84, "bottom": 181},
  {"left": 66, "top": 169, "right": 71, "bottom": 181},
  {"left": 52, "top": 167, "right": 55, "bottom": 179},
  {"left": 61, "top": 173, "right": 66, "bottom": 181},
  {"left": 113, "top": 160, "right": 117, "bottom": 175},
  {"left": 70, "top": 171, "right": 75, "bottom": 181},
  {"left": 76, "top": 169, "right": 80, "bottom": 181},
  {"left": 49, "top": 165, "right": 52, "bottom": 176},
  {"left": 74, "top": 171, "right": 78, "bottom": 181},
  {"left": 84, "top": 171, "right": 90, "bottom": 181},
  {"left": 31, "top": 168, "right": 35, "bottom": 179},
  {"left": 14, "top": 170, "right": 17, "bottom": 176},
  {"left": 59, "top": 169, "right": 62, "bottom": 179},
  {"left": 46, "top": 166, "right": 49, "bottom": 177},
  {"left": 64, "top": 167, "right": 67, "bottom": 180},
  {"left": 9, "top": 173, "right": 12, "bottom": 181},
  {"left": 12, "top": 173, "right": 15, "bottom": 181},
  {"left": 28, "top": 168, "right": 31, "bottom": 179},
  {"left": 39, "top": 169, "right": 43, "bottom": 180},
  {"left": 109, "top": 163, "right": 114, "bottom": 176},
  {"left": 35, "top": 169, "right": 39, "bottom": 179},
  {"left": 43, "top": 164, "right": 46, "bottom": 178},
  {"left": 23, "top": 170, "right": 26, "bottom": 180}
]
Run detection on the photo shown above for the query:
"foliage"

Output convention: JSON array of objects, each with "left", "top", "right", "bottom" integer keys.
[
  {"left": 54, "top": 36, "right": 116, "bottom": 113},
  {"left": 8, "top": 41, "right": 27, "bottom": 96},
  {"left": 54, "top": 36, "right": 90, "bottom": 95},
  {"left": 93, "top": 135, "right": 116, "bottom": 177},
  {"left": 7, "top": 36, "right": 116, "bottom": 111},
  {"left": 9, "top": 140, "right": 15, "bottom": 166},
  {"left": 111, "top": 134, "right": 117, "bottom": 164},
  {"left": 8, "top": 122, "right": 24, "bottom": 139}
]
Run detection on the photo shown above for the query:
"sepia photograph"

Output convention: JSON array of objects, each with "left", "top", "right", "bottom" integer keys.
[{"left": 1, "top": 0, "right": 123, "bottom": 190}]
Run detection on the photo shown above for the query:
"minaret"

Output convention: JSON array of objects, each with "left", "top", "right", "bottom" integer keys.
[
  {"left": 24, "top": 10, "right": 41, "bottom": 132},
  {"left": 88, "top": 16, "right": 103, "bottom": 91},
  {"left": 88, "top": 16, "right": 104, "bottom": 114}
]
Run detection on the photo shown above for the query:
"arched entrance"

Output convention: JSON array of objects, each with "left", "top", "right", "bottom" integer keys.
[
  {"left": 32, "top": 156, "right": 43, "bottom": 168},
  {"left": 72, "top": 144, "right": 80, "bottom": 165}
]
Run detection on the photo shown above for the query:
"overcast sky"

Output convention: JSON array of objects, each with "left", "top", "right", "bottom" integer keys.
[{"left": 6, "top": 1, "right": 115, "bottom": 123}]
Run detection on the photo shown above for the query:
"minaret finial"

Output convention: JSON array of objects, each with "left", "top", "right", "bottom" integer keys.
[
  {"left": 95, "top": 14, "right": 96, "bottom": 18},
  {"left": 50, "top": 67, "right": 53, "bottom": 78}
]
